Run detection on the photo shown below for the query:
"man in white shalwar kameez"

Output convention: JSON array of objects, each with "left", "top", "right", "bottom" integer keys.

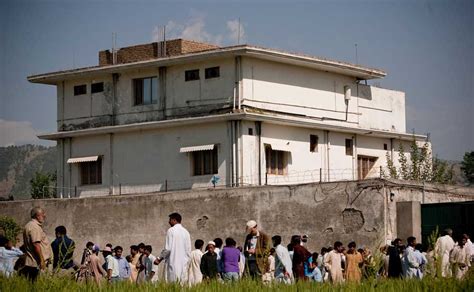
[
  {"left": 450, "top": 236, "right": 471, "bottom": 279},
  {"left": 186, "top": 239, "right": 204, "bottom": 286},
  {"left": 402, "top": 236, "right": 420, "bottom": 279},
  {"left": 434, "top": 228, "right": 455, "bottom": 277},
  {"left": 272, "top": 235, "right": 293, "bottom": 284},
  {"left": 156, "top": 213, "right": 192, "bottom": 283}
]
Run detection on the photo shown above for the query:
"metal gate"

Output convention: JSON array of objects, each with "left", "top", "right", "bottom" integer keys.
[{"left": 421, "top": 201, "right": 474, "bottom": 245}]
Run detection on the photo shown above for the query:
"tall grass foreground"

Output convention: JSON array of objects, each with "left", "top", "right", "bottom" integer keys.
[{"left": 1, "top": 274, "right": 473, "bottom": 292}]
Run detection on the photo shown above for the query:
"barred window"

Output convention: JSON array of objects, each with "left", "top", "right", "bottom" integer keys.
[
  {"left": 91, "top": 82, "right": 104, "bottom": 94},
  {"left": 74, "top": 84, "right": 87, "bottom": 96},
  {"left": 185, "top": 69, "right": 200, "bottom": 81},
  {"left": 205, "top": 67, "right": 220, "bottom": 79},
  {"left": 80, "top": 159, "right": 102, "bottom": 185},
  {"left": 265, "top": 147, "right": 287, "bottom": 175},
  {"left": 192, "top": 149, "right": 218, "bottom": 176}
]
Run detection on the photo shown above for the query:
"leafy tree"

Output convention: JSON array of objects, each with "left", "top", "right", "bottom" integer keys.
[
  {"left": 30, "top": 172, "right": 57, "bottom": 199},
  {"left": 461, "top": 151, "right": 474, "bottom": 184},
  {"left": 384, "top": 135, "right": 453, "bottom": 184},
  {"left": 0, "top": 216, "right": 22, "bottom": 244}
]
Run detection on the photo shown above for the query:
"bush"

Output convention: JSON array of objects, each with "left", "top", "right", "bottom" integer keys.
[{"left": 0, "top": 216, "right": 22, "bottom": 244}]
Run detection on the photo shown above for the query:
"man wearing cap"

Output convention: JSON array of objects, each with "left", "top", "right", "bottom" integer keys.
[
  {"left": 89, "top": 245, "right": 106, "bottom": 285},
  {"left": 244, "top": 220, "right": 270, "bottom": 279},
  {"left": 200, "top": 241, "right": 218, "bottom": 280},
  {"left": 102, "top": 246, "right": 119, "bottom": 283}
]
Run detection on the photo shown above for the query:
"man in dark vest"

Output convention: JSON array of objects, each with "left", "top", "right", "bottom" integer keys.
[{"left": 244, "top": 220, "right": 270, "bottom": 279}]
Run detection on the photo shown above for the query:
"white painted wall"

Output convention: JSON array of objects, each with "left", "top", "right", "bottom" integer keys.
[
  {"left": 241, "top": 57, "right": 406, "bottom": 133},
  {"left": 358, "top": 86, "right": 406, "bottom": 132},
  {"left": 62, "top": 76, "right": 113, "bottom": 121},
  {"left": 166, "top": 57, "right": 234, "bottom": 109},
  {"left": 59, "top": 58, "right": 235, "bottom": 129},
  {"left": 62, "top": 122, "right": 230, "bottom": 197}
]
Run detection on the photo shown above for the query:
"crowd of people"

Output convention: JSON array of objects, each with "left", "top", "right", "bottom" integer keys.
[{"left": 0, "top": 207, "right": 472, "bottom": 286}]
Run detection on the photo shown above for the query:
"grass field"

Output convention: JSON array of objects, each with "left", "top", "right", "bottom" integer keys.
[{"left": 1, "top": 274, "right": 473, "bottom": 292}]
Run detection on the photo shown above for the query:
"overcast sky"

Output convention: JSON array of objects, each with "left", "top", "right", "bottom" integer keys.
[{"left": 0, "top": 0, "right": 472, "bottom": 161}]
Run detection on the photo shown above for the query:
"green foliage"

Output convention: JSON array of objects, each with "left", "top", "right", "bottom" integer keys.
[
  {"left": 385, "top": 152, "right": 398, "bottom": 179},
  {"left": 0, "top": 216, "right": 22, "bottom": 244},
  {"left": 461, "top": 151, "right": 474, "bottom": 184},
  {"left": 432, "top": 157, "right": 454, "bottom": 184},
  {"left": 426, "top": 227, "right": 442, "bottom": 278},
  {"left": 385, "top": 136, "right": 454, "bottom": 184},
  {"left": 30, "top": 171, "right": 57, "bottom": 199},
  {"left": 0, "top": 274, "right": 473, "bottom": 292},
  {"left": 398, "top": 142, "right": 409, "bottom": 180}
]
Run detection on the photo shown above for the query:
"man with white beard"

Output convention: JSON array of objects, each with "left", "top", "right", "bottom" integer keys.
[{"left": 155, "top": 213, "right": 192, "bottom": 283}]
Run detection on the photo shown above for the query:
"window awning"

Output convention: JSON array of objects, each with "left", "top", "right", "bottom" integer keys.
[
  {"left": 265, "top": 142, "right": 291, "bottom": 152},
  {"left": 180, "top": 144, "right": 215, "bottom": 153},
  {"left": 67, "top": 156, "right": 99, "bottom": 164}
]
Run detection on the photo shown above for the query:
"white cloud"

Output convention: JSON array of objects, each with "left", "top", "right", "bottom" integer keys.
[
  {"left": 152, "top": 14, "right": 245, "bottom": 46},
  {"left": 0, "top": 119, "right": 52, "bottom": 147}
]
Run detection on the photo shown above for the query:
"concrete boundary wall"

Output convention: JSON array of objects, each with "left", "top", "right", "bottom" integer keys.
[{"left": 0, "top": 179, "right": 472, "bottom": 263}]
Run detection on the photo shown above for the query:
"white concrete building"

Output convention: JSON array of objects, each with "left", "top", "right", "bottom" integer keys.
[{"left": 29, "top": 39, "right": 426, "bottom": 197}]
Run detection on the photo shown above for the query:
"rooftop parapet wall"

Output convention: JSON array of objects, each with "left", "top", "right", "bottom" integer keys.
[
  {"left": 98, "top": 39, "right": 220, "bottom": 66},
  {"left": 1, "top": 179, "right": 471, "bottom": 264}
]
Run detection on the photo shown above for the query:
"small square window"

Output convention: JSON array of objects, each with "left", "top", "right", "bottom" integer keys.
[
  {"left": 384, "top": 143, "right": 388, "bottom": 150},
  {"left": 205, "top": 67, "right": 220, "bottom": 79},
  {"left": 345, "top": 139, "right": 353, "bottom": 156},
  {"left": 91, "top": 82, "right": 104, "bottom": 94},
  {"left": 248, "top": 128, "right": 253, "bottom": 136},
  {"left": 74, "top": 84, "right": 87, "bottom": 96},
  {"left": 185, "top": 69, "right": 200, "bottom": 81},
  {"left": 310, "top": 135, "right": 318, "bottom": 152}
]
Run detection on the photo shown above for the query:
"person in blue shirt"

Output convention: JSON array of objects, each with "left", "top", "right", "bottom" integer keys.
[
  {"left": 0, "top": 236, "right": 24, "bottom": 277},
  {"left": 114, "top": 246, "right": 131, "bottom": 281},
  {"left": 50, "top": 226, "right": 75, "bottom": 271},
  {"left": 413, "top": 244, "right": 427, "bottom": 279},
  {"left": 306, "top": 252, "right": 322, "bottom": 282}
]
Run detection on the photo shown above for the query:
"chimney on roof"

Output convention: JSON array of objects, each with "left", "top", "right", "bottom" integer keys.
[{"left": 98, "top": 39, "right": 220, "bottom": 66}]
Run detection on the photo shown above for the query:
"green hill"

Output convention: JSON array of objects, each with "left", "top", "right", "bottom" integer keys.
[{"left": 0, "top": 145, "right": 56, "bottom": 200}]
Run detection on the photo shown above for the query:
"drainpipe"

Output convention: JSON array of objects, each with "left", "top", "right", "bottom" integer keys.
[
  {"left": 238, "top": 120, "right": 243, "bottom": 185},
  {"left": 353, "top": 134, "right": 357, "bottom": 180},
  {"left": 229, "top": 121, "right": 235, "bottom": 187},
  {"left": 110, "top": 133, "right": 114, "bottom": 195},
  {"left": 60, "top": 139, "right": 64, "bottom": 198},
  {"left": 234, "top": 120, "right": 240, "bottom": 187},
  {"left": 68, "top": 137, "right": 72, "bottom": 197},
  {"left": 256, "top": 121, "right": 262, "bottom": 185},
  {"left": 326, "top": 130, "right": 330, "bottom": 182},
  {"left": 234, "top": 56, "right": 242, "bottom": 110}
]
